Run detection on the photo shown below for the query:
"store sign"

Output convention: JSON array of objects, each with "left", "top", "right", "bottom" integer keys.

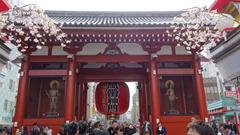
[
  {"left": 225, "top": 91, "right": 237, "bottom": 97},
  {"left": 95, "top": 82, "right": 129, "bottom": 116},
  {"left": 237, "top": 87, "right": 240, "bottom": 103}
]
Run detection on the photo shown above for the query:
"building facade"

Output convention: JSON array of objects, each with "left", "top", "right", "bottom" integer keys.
[
  {"left": 202, "top": 62, "right": 222, "bottom": 103},
  {"left": 131, "top": 90, "right": 140, "bottom": 124},
  {"left": 0, "top": 0, "right": 23, "bottom": 126},
  {"left": 208, "top": 0, "right": 240, "bottom": 126},
  {"left": 8, "top": 11, "right": 208, "bottom": 135},
  {"left": 0, "top": 41, "right": 20, "bottom": 125}
]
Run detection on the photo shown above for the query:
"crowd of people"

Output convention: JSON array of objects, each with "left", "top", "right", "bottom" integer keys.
[
  {"left": 0, "top": 119, "right": 238, "bottom": 135},
  {"left": 186, "top": 118, "right": 237, "bottom": 135},
  {"left": 57, "top": 120, "right": 139, "bottom": 135},
  {"left": 0, "top": 120, "right": 139, "bottom": 135}
]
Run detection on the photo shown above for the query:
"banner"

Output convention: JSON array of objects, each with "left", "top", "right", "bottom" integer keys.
[
  {"left": 237, "top": 86, "right": 240, "bottom": 103},
  {"left": 225, "top": 91, "right": 237, "bottom": 97}
]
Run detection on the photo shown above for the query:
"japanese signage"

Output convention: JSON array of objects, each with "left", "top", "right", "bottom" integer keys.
[
  {"left": 225, "top": 91, "right": 237, "bottom": 97},
  {"left": 237, "top": 87, "right": 240, "bottom": 103},
  {"left": 95, "top": 82, "right": 129, "bottom": 115}
]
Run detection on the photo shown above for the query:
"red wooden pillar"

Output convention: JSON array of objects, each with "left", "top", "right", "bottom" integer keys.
[
  {"left": 13, "top": 57, "right": 29, "bottom": 129},
  {"left": 83, "top": 84, "right": 88, "bottom": 120},
  {"left": 148, "top": 55, "right": 161, "bottom": 135},
  {"left": 193, "top": 54, "right": 208, "bottom": 120},
  {"left": 138, "top": 83, "right": 143, "bottom": 127},
  {"left": 78, "top": 82, "right": 83, "bottom": 120},
  {"left": 79, "top": 83, "right": 87, "bottom": 120},
  {"left": 64, "top": 56, "right": 77, "bottom": 122}
]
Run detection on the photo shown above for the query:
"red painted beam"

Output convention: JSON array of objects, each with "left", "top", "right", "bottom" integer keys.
[
  {"left": 22, "top": 118, "right": 64, "bottom": 126},
  {"left": 79, "top": 74, "right": 145, "bottom": 81},
  {"left": 209, "top": 0, "right": 230, "bottom": 12},
  {"left": 30, "top": 56, "right": 68, "bottom": 62},
  {"left": 28, "top": 70, "right": 67, "bottom": 76},
  {"left": 30, "top": 55, "right": 193, "bottom": 63},
  {"left": 79, "top": 68, "right": 145, "bottom": 75},
  {"left": 157, "top": 69, "right": 194, "bottom": 75},
  {"left": 161, "top": 116, "right": 200, "bottom": 123},
  {"left": 157, "top": 55, "right": 193, "bottom": 62},
  {"left": 76, "top": 55, "right": 149, "bottom": 62}
]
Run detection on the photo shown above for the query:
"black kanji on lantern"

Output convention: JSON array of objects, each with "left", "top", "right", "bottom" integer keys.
[{"left": 107, "top": 82, "right": 119, "bottom": 112}]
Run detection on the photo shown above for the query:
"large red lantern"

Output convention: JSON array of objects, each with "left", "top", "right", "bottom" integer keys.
[{"left": 95, "top": 82, "right": 129, "bottom": 119}]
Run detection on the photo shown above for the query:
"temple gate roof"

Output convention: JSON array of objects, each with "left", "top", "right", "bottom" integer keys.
[{"left": 46, "top": 11, "right": 183, "bottom": 27}]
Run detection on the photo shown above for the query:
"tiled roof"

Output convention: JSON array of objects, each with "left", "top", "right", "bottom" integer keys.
[{"left": 46, "top": 11, "right": 183, "bottom": 27}]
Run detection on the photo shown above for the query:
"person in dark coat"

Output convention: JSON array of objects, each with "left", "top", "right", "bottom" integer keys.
[
  {"left": 156, "top": 122, "right": 166, "bottom": 135},
  {"left": 108, "top": 121, "right": 118, "bottom": 135},
  {"left": 20, "top": 126, "right": 28, "bottom": 135},
  {"left": 187, "top": 121, "right": 215, "bottom": 135},
  {"left": 125, "top": 124, "right": 136, "bottom": 135},
  {"left": 143, "top": 121, "right": 152, "bottom": 135},
  {"left": 222, "top": 124, "right": 236, "bottom": 135},
  {"left": 0, "top": 127, "right": 10, "bottom": 135},
  {"left": 30, "top": 123, "right": 40, "bottom": 135}
]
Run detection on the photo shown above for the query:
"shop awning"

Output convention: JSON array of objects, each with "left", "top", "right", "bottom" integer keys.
[
  {"left": 224, "top": 112, "right": 234, "bottom": 117},
  {"left": 0, "top": 0, "right": 10, "bottom": 13},
  {"left": 224, "top": 111, "right": 240, "bottom": 117}
]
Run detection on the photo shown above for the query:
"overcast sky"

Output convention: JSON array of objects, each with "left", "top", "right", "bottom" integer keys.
[{"left": 21, "top": 0, "right": 215, "bottom": 11}]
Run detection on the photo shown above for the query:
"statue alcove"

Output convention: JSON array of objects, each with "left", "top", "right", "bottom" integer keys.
[
  {"left": 159, "top": 75, "right": 198, "bottom": 116},
  {"left": 25, "top": 77, "right": 66, "bottom": 118}
]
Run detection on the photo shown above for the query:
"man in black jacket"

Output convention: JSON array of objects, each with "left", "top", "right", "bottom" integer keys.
[{"left": 108, "top": 121, "right": 118, "bottom": 135}]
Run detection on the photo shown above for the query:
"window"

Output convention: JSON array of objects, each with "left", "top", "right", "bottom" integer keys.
[
  {"left": 9, "top": 101, "right": 15, "bottom": 115},
  {"left": 214, "top": 87, "right": 218, "bottom": 93},
  {"left": 6, "top": 63, "right": 12, "bottom": 71},
  {"left": 205, "top": 87, "right": 211, "bottom": 93},
  {"left": 0, "top": 82, "right": 3, "bottom": 88},
  {"left": 4, "top": 100, "right": 8, "bottom": 111},
  {"left": 209, "top": 87, "right": 214, "bottom": 93},
  {"left": 9, "top": 80, "right": 15, "bottom": 90}
]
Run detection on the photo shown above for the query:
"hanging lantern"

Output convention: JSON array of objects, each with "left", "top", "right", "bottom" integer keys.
[{"left": 95, "top": 82, "right": 130, "bottom": 120}]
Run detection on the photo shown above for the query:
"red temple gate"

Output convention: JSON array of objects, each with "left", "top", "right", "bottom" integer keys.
[{"left": 10, "top": 11, "right": 208, "bottom": 135}]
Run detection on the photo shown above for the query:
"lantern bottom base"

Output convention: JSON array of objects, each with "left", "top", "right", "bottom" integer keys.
[{"left": 106, "top": 114, "right": 119, "bottom": 120}]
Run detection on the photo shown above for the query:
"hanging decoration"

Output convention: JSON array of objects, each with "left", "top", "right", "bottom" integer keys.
[
  {"left": 167, "top": 7, "right": 236, "bottom": 53},
  {"left": 95, "top": 82, "right": 130, "bottom": 120},
  {"left": 1, "top": 5, "right": 70, "bottom": 53}
]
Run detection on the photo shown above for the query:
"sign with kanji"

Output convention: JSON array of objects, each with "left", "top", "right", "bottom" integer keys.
[{"left": 95, "top": 82, "right": 129, "bottom": 116}]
